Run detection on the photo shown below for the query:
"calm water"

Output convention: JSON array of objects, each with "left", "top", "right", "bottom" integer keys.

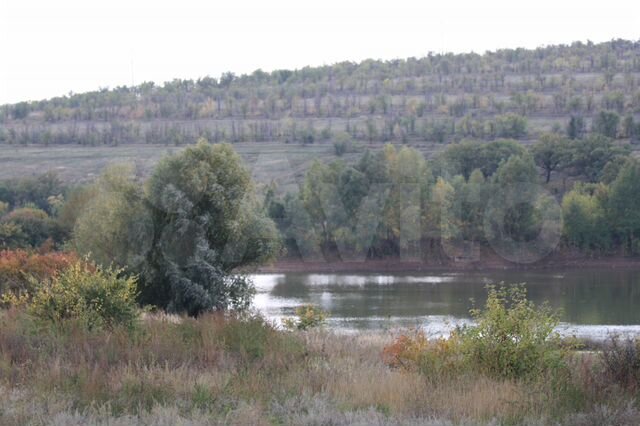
[{"left": 251, "top": 269, "right": 640, "bottom": 339}]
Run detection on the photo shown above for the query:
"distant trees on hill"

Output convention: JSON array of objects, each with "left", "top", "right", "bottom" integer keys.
[{"left": 1, "top": 40, "right": 640, "bottom": 146}]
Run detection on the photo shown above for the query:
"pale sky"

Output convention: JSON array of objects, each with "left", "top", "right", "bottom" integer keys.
[{"left": 0, "top": 0, "right": 638, "bottom": 105}]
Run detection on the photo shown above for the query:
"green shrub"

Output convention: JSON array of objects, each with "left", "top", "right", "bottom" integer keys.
[
  {"left": 383, "top": 284, "right": 569, "bottom": 381},
  {"left": 457, "top": 284, "right": 567, "bottom": 379},
  {"left": 333, "top": 132, "right": 353, "bottom": 156},
  {"left": 25, "top": 260, "right": 139, "bottom": 330},
  {"left": 219, "top": 314, "right": 303, "bottom": 361},
  {"left": 283, "top": 305, "right": 327, "bottom": 331},
  {"left": 219, "top": 315, "right": 271, "bottom": 359},
  {"left": 0, "top": 206, "right": 66, "bottom": 248}
]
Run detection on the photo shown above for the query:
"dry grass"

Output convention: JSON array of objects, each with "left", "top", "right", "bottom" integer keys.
[
  {"left": 0, "top": 309, "right": 638, "bottom": 425},
  {"left": 0, "top": 142, "right": 342, "bottom": 188}
]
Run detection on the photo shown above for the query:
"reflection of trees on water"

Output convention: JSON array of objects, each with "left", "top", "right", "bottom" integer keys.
[{"left": 262, "top": 270, "right": 640, "bottom": 326}]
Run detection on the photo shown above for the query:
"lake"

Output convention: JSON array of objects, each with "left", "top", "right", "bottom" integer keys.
[{"left": 251, "top": 269, "right": 640, "bottom": 340}]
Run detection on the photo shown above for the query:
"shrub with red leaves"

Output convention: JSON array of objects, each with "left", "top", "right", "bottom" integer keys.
[{"left": 0, "top": 249, "right": 78, "bottom": 295}]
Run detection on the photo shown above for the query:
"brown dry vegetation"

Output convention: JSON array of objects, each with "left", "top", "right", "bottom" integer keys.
[{"left": 0, "top": 309, "right": 639, "bottom": 426}]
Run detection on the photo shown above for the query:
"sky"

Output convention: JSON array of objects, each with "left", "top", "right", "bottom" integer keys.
[{"left": 0, "top": 0, "right": 638, "bottom": 105}]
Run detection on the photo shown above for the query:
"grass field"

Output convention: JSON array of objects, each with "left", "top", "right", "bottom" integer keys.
[
  {"left": 0, "top": 141, "right": 450, "bottom": 189},
  {"left": 0, "top": 310, "right": 638, "bottom": 426},
  {"left": 0, "top": 143, "right": 334, "bottom": 188}
]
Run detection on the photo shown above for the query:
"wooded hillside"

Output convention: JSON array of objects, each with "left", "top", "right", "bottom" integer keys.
[{"left": 2, "top": 39, "right": 639, "bottom": 147}]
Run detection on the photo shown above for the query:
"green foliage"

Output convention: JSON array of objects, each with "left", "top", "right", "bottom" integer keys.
[
  {"left": 562, "top": 185, "right": 611, "bottom": 251},
  {"left": 56, "top": 185, "right": 98, "bottom": 232},
  {"left": 593, "top": 110, "right": 620, "bottom": 138},
  {"left": 441, "top": 141, "right": 482, "bottom": 180},
  {"left": 20, "top": 260, "right": 139, "bottom": 331},
  {"left": 0, "top": 173, "right": 69, "bottom": 249},
  {"left": 429, "top": 177, "right": 457, "bottom": 242},
  {"left": 566, "top": 134, "right": 629, "bottom": 182},
  {"left": 280, "top": 193, "right": 321, "bottom": 259},
  {"left": 282, "top": 305, "right": 327, "bottom": 331},
  {"left": 4, "top": 40, "right": 640, "bottom": 149},
  {"left": 74, "top": 140, "right": 281, "bottom": 316},
  {"left": 293, "top": 145, "right": 432, "bottom": 259},
  {"left": 531, "top": 134, "right": 570, "bottom": 182},
  {"left": 622, "top": 115, "right": 640, "bottom": 141},
  {"left": 608, "top": 159, "right": 640, "bottom": 253},
  {"left": 332, "top": 131, "right": 353, "bottom": 156},
  {"left": 384, "top": 284, "right": 568, "bottom": 381},
  {"left": 493, "top": 152, "right": 538, "bottom": 186},
  {"left": 0, "top": 222, "right": 26, "bottom": 249},
  {"left": 567, "top": 115, "right": 586, "bottom": 140},
  {"left": 600, "top": 156, "right": 629, "bottom": 184},
  {"left": 219, "top": 314, "right": 303, "bottom": 361},
  {"left": 0, "top": 206, "right": 64, "bottom": 248},
  {"left": 73, "top": 164, "right": 151, "bottom": 269},
  {"left": 0, "top": 172, "right": 65, "bottom": 215},
  {"left": 457, "top": 284, "right": 567, "bottom": 379},
  {"left": 276, "top": 135, "right": 639, "bottom": 259},
  {"left": 447, "top": 169, "right": 488, "bottom": 243},
  {"left": 441, "top": 140, "right": 525, "bottom": 179},
  {"left": 492, "top": 113, "right": 528, "bottom": 139},
  {"left": 484, "top": 154, "right": 544, "bottom": 245}
]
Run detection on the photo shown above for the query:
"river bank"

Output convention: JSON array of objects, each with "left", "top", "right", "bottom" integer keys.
[{"left": 258, "top": 251, "right": 640, "bottom": 273}]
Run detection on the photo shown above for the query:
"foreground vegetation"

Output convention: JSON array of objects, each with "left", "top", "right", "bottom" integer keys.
[{"left": 1, "top": 287, "right": 640, "bottom": 425}]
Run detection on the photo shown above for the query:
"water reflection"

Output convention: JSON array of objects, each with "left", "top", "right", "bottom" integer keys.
[{"left": 251, "top": 269, "right": 640, "bottom": 339}]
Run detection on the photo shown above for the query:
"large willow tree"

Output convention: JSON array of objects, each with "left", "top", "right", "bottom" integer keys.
[{"left": 74, "top": 140, "right": 280, "bottom": 316}]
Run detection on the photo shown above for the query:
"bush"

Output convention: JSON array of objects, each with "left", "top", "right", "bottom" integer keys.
[
  {"left": 600, "top": 336, "right": 640, "bottom": 391},
  {"left": 382, "top": 330, "right": 463, "bottom": 377},
  {"left": 0, "top": 206, "right": 65, "bottom": 248},
  {"left": 383, "top": 284, "right": 568, "bottom": 381},
  {"left": 0, "top": 172, "right": 65, "bottom": 215},
  {"left": 18, "top": 260, "right": 139, "bottom": 330},
  {"left": 283, "top": 305, "right": 327, "bottom": 331},
  {"left": 457, "top": 284, "right": 567, "bottom": 379},
  {"left": 218, "top": 314, "right": 304, "bottom": 361},
  {"left": 492, "top": 113, "right": 528, "bottom": 138},
  {"left": 0, "top": 222, "right": 26, "bottom": 249},
  {"left": 333, "top": 132, "right": 353, "bottom": 156},
  {"left": 0, "top": 249, "right": 78, "bottom": 295}
]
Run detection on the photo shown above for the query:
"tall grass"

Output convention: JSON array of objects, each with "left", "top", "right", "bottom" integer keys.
[{"left": 0, "top": 308, "right": 638, "bottom": 425}]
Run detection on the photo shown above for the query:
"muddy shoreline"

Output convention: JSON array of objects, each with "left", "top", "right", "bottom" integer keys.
[{"left": 257, "top": 253, "right": 640, "bottom": 273}]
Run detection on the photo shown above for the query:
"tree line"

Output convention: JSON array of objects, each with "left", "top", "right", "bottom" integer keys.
[
  {"left": 266, "top": 136, "right": 640, "bottom": 260},
  {"left": 2, "top": 136, "right": 640, "bottom": 313}
]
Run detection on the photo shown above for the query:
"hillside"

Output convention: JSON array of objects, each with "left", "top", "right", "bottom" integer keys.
[{"left": 1, "top": 39, "right": 639, "bottom": 150}]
